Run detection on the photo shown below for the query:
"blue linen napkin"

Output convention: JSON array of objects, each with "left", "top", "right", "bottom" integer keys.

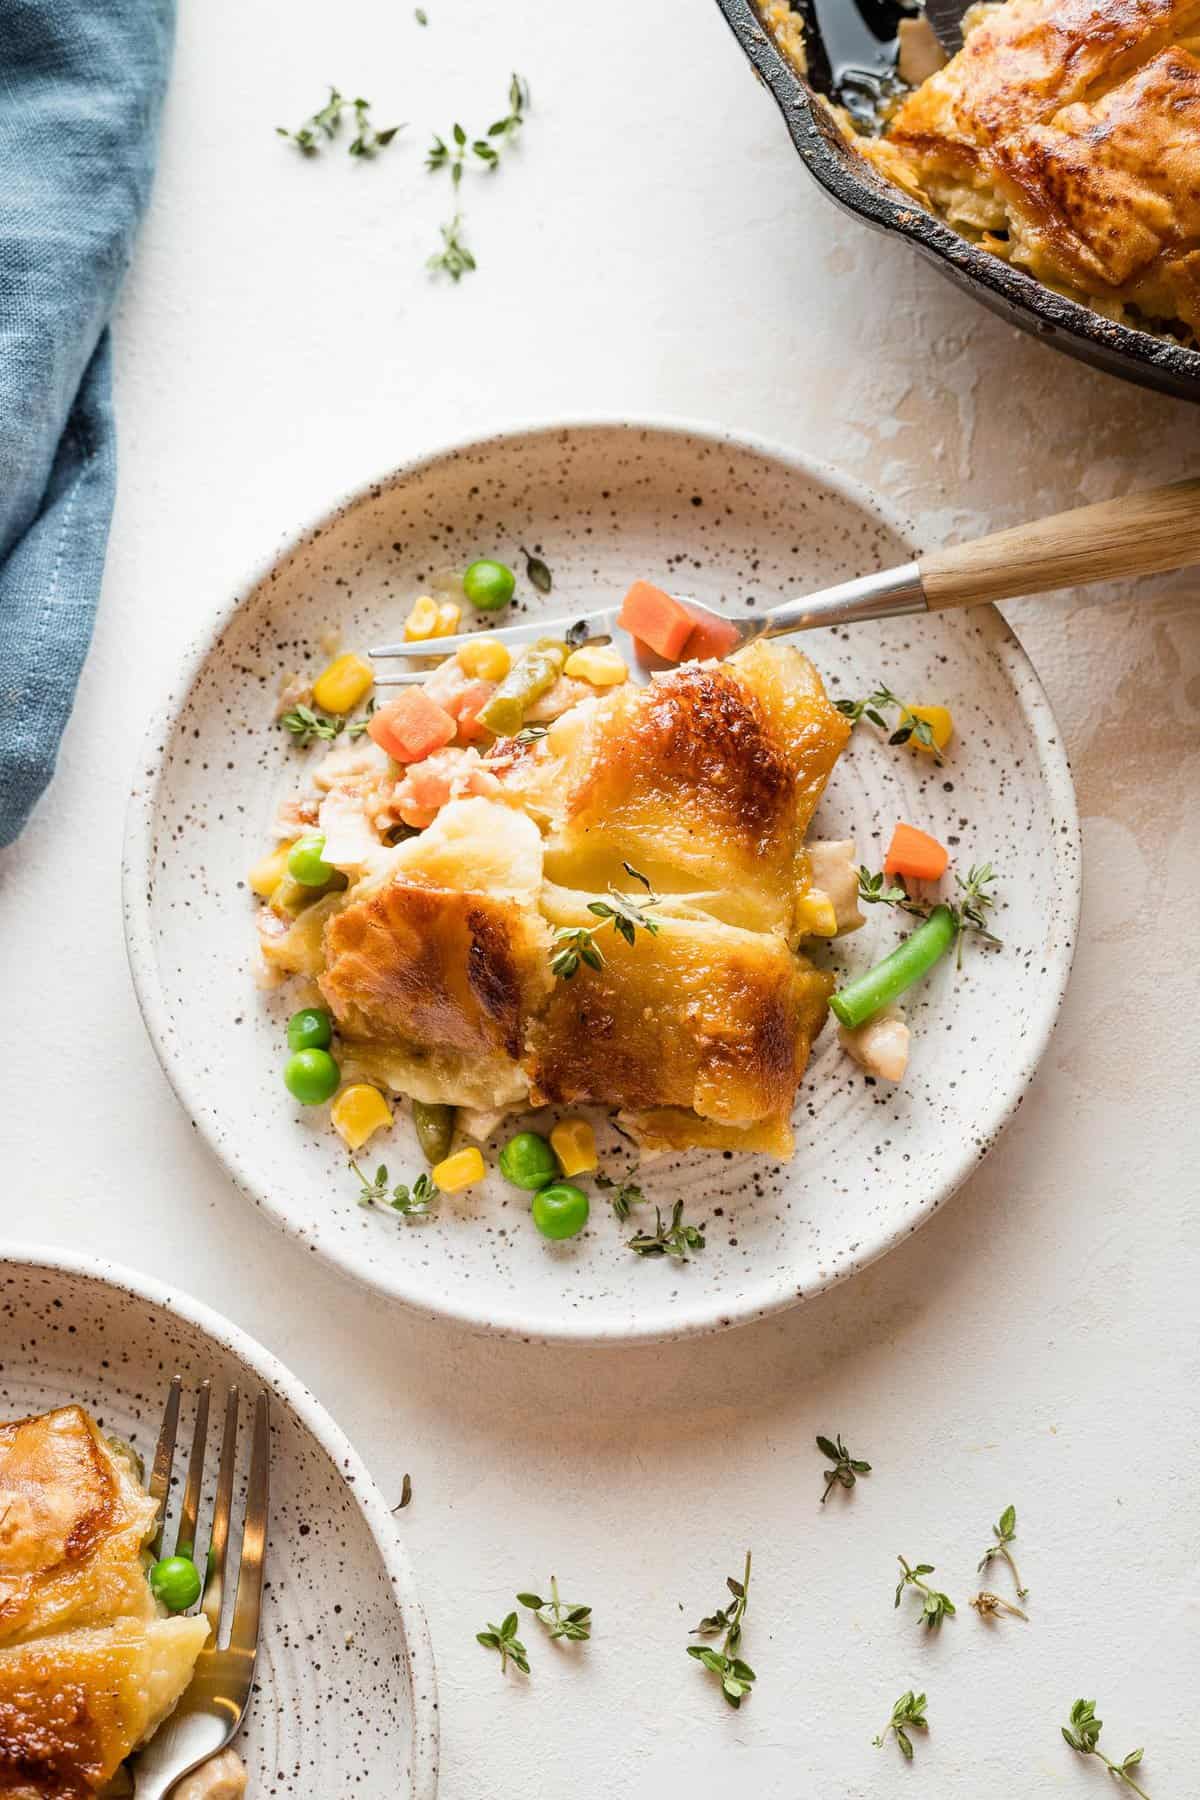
[{"left": 0, "top": 0, "right": 174, "bottom": 846}]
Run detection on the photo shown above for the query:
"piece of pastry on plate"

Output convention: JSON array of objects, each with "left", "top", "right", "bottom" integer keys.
[
  {"left": 0, "top": 1404, "right": 208, "bottom": 1796},
  {"left": 314, "top": 642, "right": 852, "bottom": 1156}
]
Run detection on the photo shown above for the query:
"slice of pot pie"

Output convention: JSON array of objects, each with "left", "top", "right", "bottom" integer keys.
[
  {"left": 261, "top": 634, "right": 854, "bottom": 1158},
  {"left": 784, "top": 0, "right": 1200, "bottom": 341},
  {"left": 0, "top": 1405, "right": 208, "bottom": 1797}
]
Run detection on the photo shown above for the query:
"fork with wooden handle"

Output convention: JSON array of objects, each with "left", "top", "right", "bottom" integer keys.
[
  {"left": 370, "top": 476, "right": 1200, "bottom": 686},
  {"left": 129, "top": 1377, "right": 269, "bottom": 1797}
]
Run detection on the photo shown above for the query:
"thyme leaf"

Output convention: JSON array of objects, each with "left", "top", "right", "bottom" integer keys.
[
  {"left": 521, "top": 545, "right": 553, "bottom": 593},
  {"left": 517, "top": 1576, "right": 591, "bottom": 1642},
  {"left": 815, "top": 1432, "right": 871, "bottom": 1504},
  {"left": 894, "top": 1555, "right": 956, "bottom": 1629},
  {"left": 687, "top": 1552, "right": 755, "bottom": 1708},
  {"left": 1062, "top": 1701, "right": 1151, "bottom": 1798},
  {"left": 476, "top": 1610, "right": 529, "bottom": 1676},
  {"left": 977, "top": 1502, "right": 1028, "bottom": 1599},
  {"left": 351, "top": 1161, "right": 439, "bottom": 1218},
  {"left": 626, "top": 1199, "right": 705, "bottom": 1260},
  {"left": 835, "top": 683, "right": 945, "bottom": 763},
  {"left": 549, "top": 866, "right": 661, "bottom": 979},
  {"left": 427, "top": 212, "right": 476, "bottom": 282},
  {"left": 874, "top": 1690, "right": 928, "bottom": 1759}
]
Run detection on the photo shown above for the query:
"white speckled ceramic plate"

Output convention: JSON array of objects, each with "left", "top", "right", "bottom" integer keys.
[
  {"left": 123, "top": 421, "right": 1080, "bottom": 1344},
  {"left": 0, "top": 1247, "right": 438, "bottom": 1796}
]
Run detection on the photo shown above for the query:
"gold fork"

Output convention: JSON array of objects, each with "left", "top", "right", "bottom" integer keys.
[{"left": 129, "top": 1377, "right": 269, "bottom": 1796}]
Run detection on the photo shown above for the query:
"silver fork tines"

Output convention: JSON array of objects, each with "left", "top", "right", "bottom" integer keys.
[{"left": 131, "top": 1379, "right": 270, "bottom": 1797}]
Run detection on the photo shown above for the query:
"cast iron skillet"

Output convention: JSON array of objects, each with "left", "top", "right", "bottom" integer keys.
[{"left": 714, "top": 0, "right": 1200, "bottom": 403}]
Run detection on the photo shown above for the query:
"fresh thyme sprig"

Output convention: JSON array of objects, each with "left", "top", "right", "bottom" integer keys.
[
  {"left": 978, "top": 1503, "right": 1028, "bottom": 1599},
  {"left": 835, "top": 684, "right": 944, "bottom": 763},
  {"left": 426, "top": 74, "right": 528, "bottom": 278},
  {"left": 476, "top": 1610, "right": 530, "bottom": 1675},
  {"left": 687, "top": 1551, "right": 755, "bottom": 1708},
  {"left": 894, "top": 1556, "right": 956, "bottom": 1629},
  {"left": 279, "top": 701, "right": 374, "bottom": 746},
  {"left": 549, "top": 865, "right": 661, "bottom": 979},
  {"left": 856, "top": 863, "right": 1001, "bottom": 968},
  {"left": 971, "top": 1589, "right": 1028, "bottom": 1621},
  {"left": 1062, "top": 1700, "right": 1151, "bottom": 1798},
  {"left": 874, "top": 1690, "right": 928, "bottom": 1759},
  {"left": 517, "top": 1576, "right": 592, "bottom": 1642},
  {"left": 816, "top": 1433, "right": 871, "bottom": 1504},
  {"left": 351, "top": 1161, "right": 439, "bottom": 1218},
  {"left": 626, "top": 1200, "right": 705, "bottom": 1260},
  {"left": 278, "top": 87, "right": 401, "bottom": 156},
  {"left": 427, "top": 212, "right": 476, "bottom": 282}
]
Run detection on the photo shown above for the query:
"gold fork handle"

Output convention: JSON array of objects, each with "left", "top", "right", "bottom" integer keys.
[{"left": 919, "top": 476, "right": 1200, "bottom": 609}]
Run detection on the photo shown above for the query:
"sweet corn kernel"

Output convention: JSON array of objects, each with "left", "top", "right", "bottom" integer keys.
[
  {"left": 563, "top": 645, "right": 628, "bottom": 687},
  {"left": 403, "top": 596, "right": 441, "bottom": 642},
  {"left": 550, "top": 1117, "right": 597, "bottom": 1177},
  {"left": 331, "top": 1084, "right": 393, "bottom": 1151},
  {"left": 796, "top": 889, "right": 838, "bottom": 938},
  {"left": 456, "top": 637, "right": 512, "bottom": 682},
  {"left": 905, "top": 703, "right": 953, "bottom": 755},
  {"left": 312, "top": 653, "right": 374, "bottom": 715},
  {"left": 434, "top": 600, "right": 462, "bottom": 637},
  {"left": 248, "top": 840, "right": 297, "bottom": 900},
  {"left": 431, "top": 1147, "right": 486, "bottom": 1192}
]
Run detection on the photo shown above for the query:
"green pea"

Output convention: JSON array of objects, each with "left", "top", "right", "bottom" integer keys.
[
  {"left": 463, "top": 558, "right": 515, "bottom": 612},
  {"left": 498, "top": 1130, "right": 559, "bottom": 1191},
  {"left": 149, "top": 1554, "right": 202, "bottom": 1613},
  {"left": 288, "top": 833, "right": 335, "bottom": 888},
  {"left": 531, "top": 1182, "right": 589, "bottom": 1240},
  {"left": 283, "top": 1047, "right": 340, "bottom": 1105},
  {"left": 287, "top": 1006, "right": 332, "bottom": 1052}
]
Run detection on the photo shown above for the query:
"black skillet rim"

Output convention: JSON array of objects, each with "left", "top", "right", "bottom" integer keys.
[{"left": 714, "top": 0, "right": 1200, "bottom": 402}]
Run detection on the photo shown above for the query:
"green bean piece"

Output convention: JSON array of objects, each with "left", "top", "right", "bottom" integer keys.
[
  {"left": 413, "top": 1099, "right": 456, "bottom": 1165},
  {"left": 829, "top": 905, "right": 958, "bottom": 1031},
  {"left": 477, "top": 642, "right": 566, "bottom": 737}
]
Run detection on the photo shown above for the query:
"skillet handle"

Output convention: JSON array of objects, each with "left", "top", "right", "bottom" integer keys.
[{"left": 919, "top": 476, "right": 1200, "bottom": 609}]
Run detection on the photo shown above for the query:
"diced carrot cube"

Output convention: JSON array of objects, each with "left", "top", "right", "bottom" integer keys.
[
  {"left": 368, "top": 688, "right": 457, "bottom": 763},
  {"left": 884, "top": 822, "right": 949, "bottom": 883},
  {"left": 684, "top": 614, "right": 741, "bottom": 662},
  {"left": 617, "top": 580, "right": 694, "bottom": 661}
]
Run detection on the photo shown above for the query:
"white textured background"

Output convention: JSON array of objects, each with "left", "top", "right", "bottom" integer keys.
[{"left": 2, "top": 1, "right": 1198, "bottom": 1793}]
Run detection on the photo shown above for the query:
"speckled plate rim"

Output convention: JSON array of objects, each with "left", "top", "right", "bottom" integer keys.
[
  {"left": 121, "top": 415, "right": 1082, "bottom": 1344},
  {"left": 0, "top": 1242, "right": 440, "bottom": 1797}
]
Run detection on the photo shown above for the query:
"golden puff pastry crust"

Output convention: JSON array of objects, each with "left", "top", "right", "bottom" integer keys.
[
  {"left": 316, "top": 647, "right": 849, "bottom": 1152},
  {"left": 0, "top": 1408, "right": 207, "bottom": 1797},
  {"left": 844, "top": 0, "right": 1200, "bottom": 336}
]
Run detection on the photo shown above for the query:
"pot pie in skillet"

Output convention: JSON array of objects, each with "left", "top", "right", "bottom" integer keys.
[
  {"left": 765, "top": 0, "right": 1200, "bottom": 344},
  {"left": 257, "top": 637, "right": 857, "bottom": 1158},
  {"left": 0, "top": 1404, "right": 208, "bottom": 1797}
]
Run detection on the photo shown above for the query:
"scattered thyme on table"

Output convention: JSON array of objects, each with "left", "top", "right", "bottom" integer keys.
[
  {"left": 517, "top": 1577, "right": 592, "bottom": 1642},
  {"left": 521, "top": 545, "right": 553, "bottom": 593},
  {"left": 277, "top": 86, "right": 402, "bottom": 156},
  {"left": 1062, "top": 1700, "right": 1151, "bottom": 1798},
  {"left": 816, "top": 1433, "right": 871, "bottom": 1504},
  {"left": 977, "top": 1503, "right": 1028, "bottom": 1599},
  {"left": 477, "top": 1611, "right": 529, "bottom": 1676},
  {"left": 687, "top": 1551, "right": 755, "bottom": 1709},
  {"left": 874, "top": 1690, "right": 928, "bottom": 1760},
  {"left": 894, "top": 1555, "right": 956, "bottom": 1629},
  {"left": 427, "top": 72, "right": 529, "bottom": 278}
]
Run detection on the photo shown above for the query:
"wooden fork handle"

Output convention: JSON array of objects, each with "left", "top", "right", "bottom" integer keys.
[{"left": 918, "top": 477, "right": 1200, "bottom": 609}]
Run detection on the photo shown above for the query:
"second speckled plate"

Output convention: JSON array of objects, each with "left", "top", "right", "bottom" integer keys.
[{"left": 123, "top": 421, "right": 1080, "bottom": 1344}]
